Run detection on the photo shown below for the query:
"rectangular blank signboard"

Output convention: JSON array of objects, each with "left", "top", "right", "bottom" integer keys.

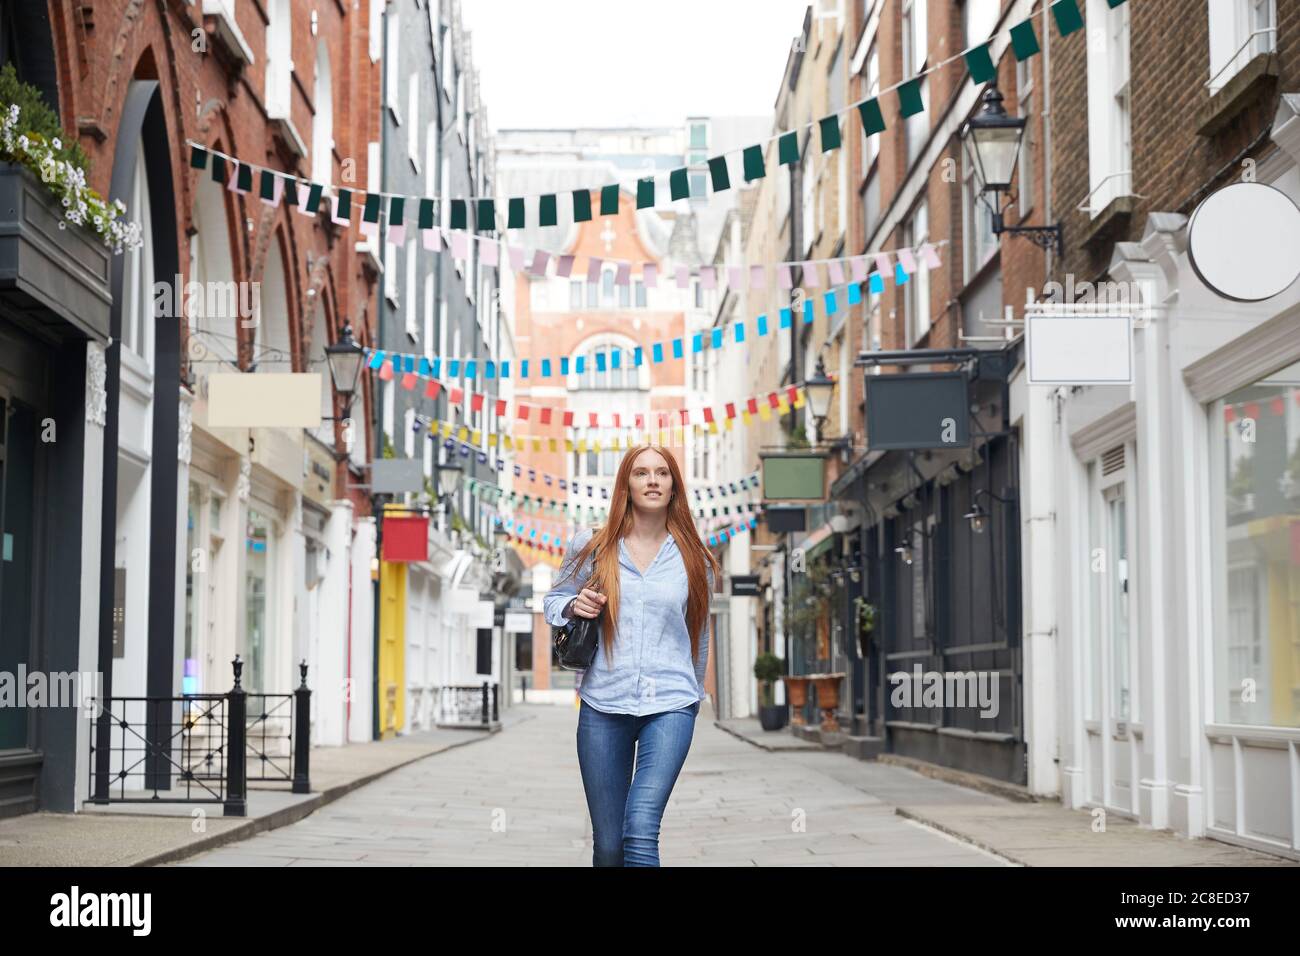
[
  {"left": 762, "top": 455, "right": 826, "bottom": 500},
  {"left": 865, "top": 372, "right": 970, "bottom": 450},
  {"left": 1026, "top": 314, "right": 1133, "bottom": 385},
  {"left": 207, "top": 373, "right": 322, "bottom": 428}
]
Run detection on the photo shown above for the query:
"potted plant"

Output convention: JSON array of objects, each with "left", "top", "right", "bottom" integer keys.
[
  {"left": 853, "top": 595, "right": 876, "bottom": 659},
  {"left": 754, "top": 652, "right": 787, "bottom": 731}
]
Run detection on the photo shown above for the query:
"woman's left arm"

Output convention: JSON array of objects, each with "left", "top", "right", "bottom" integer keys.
[{"left": 693, "top": 564, "right": 717, "bottom": 687}]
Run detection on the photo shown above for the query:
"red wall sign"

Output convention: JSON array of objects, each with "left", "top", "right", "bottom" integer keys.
[{"left": 382, "top": 514, "right": 429, "bottom": 562}]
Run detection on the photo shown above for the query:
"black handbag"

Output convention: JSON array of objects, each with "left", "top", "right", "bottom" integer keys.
[{"left": 552, "top": 550, "right": 600, "bottom": 670}]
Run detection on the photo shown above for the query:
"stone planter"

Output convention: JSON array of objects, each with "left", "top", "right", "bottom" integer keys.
[
  {"left": 780, "top": 675, "right": 812, "bottom": 727},
  {"left": 0, "top": 162, "right": 112, "bottom": 343},
  {"left": 807, "top": 672, "right": 847, "bottom": 733}
]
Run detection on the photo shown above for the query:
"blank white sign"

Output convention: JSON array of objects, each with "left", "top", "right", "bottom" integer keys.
[
  {"left": 1026, "top": 314, "right": 1133, "bottom": 385},
  {"left": 207, "top": 373, "right": 322, "bottom": 428}
]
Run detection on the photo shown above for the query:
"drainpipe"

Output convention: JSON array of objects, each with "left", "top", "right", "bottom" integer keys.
[
  {"left": 1042, "top": 0, "right": 1054, "bottom": 284},
  {"left": 372, "top": 1, "right": 390, "bottom": 742}
]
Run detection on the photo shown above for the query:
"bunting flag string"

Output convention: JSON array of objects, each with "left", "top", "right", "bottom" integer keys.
[
  {"left": 409, "top": 385, "right": 807, "bottom": 454},
  {"left": 383, "top": 350, "right": 808, "bottom": 429},
  {"left": 497, "top": 510, "right": 763, "bottom": 559},
  {"left": 190, "top": 133, "right": 946, "bottom": 292},
  {"left": 464, "top": 472, "right": 762, "bottom": 525},
  {"left": 362, "top": 264, "right": 908, "bottom": 386},
  {"left": 183, "top": 1, "right": 1109, "bottom": 216},
  {"left": 419, "top": 396, "right": 803, "bottom": 499}
]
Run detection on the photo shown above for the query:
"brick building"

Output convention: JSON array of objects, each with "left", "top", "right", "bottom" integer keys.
[{"left": 0, "top": 0, "right": 380, "bottom": 815}]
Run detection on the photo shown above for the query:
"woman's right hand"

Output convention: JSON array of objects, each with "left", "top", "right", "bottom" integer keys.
[{"left": 569, "top": 587, "right": 606, "bottom": 619}]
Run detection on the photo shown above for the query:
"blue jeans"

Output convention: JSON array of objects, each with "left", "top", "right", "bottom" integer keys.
[{"left": 576, "top": 698, "right": 700, "bottom": 867}]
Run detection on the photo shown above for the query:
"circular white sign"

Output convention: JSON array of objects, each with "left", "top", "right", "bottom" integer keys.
[{"left": 1188, "top": 182, "right": 1300, "bottom": 302}]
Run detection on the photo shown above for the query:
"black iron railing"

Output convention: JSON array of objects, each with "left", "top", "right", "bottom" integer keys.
[
  {"left": 88, "top": 658, "right": 313, "bottom": 816},
  {"left": 439, "top": 682, "right": 499, "bottom": 726}
]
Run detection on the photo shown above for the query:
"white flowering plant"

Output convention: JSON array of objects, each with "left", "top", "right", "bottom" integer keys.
[{"left": 0, "top": 70, "right": 141, "bottom": 254}]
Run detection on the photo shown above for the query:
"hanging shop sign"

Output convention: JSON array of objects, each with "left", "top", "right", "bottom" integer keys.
[
  {"left": 381, "top": 513, "right": 429, "bottom": 562},
  {"left": 1026, "top": 313, "right": 1133, "bottom": 385},
  {"left": 764, "top": 506, "right": 808, "bottom": 535},
  {"left": 369, "top": 458, "right": 424, "bottom": 494},
  {"left": 730, "top": 575, "right": 761, "bottom": 597},
  {"left": 207, "top": 373, "right": 322, "bottom": 428},
  {"left": 760, "top": 452, "right": 827, "bottom": 501},
  {"left": 865, "top": 371, "right": 971, "bottom": 450}
]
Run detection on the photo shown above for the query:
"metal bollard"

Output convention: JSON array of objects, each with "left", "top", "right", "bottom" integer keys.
[
  {"left": 224, "top": 656, "right": 247, "bottom": 817},
  {"left": 293, "top": 661, "right": 311, "bottom": 794}
]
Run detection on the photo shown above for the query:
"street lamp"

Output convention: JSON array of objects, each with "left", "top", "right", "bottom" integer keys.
[
  {"left": 438, "top": 460, "right": 463, "bottom": 498},
  {"left": 960, "top": 82, "right": 1062, "bottom": 255},
  {"left": 805, "top": 356, "right": 836, "bottom": 430},
  {"left": 963, "top": 500, "right": 989, "bottom": 535},
  {"left": 324, "top": 320, "right": 365, "bottom": 416}
]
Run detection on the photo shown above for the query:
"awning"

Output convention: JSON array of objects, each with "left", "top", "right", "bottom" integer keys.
[{"left": 795, "top": 522, "right": 835, "bottom": 559}]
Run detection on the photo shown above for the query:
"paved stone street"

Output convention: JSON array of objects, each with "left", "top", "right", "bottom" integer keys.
[{"left": 171, "top": 703, "right": 1007, "bottom": 867}]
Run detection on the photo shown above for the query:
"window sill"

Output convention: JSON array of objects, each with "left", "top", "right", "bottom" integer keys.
[
  {"left": 1080, "top": 194, "right": 1135, "bottom": 251},
  {"left": 1197, "top": 52, "right": 1279, "bottom": 139},
  {"left": 268, "top": 116, "right": 306, "bottom": 159}
]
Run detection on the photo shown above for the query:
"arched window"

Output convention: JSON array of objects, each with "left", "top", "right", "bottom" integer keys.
[
  {"left": 190, "top": 175, "right": 240, "bottom": 367},
  {"left": 570, "top": 336, "right": 647, "bottom": 392},
  {"left": 120, "top": 134, "right": 154, "bottom": 370},
  {"left": 601, "top": 267, "right": 614, "bottom": 305},
  {"left": 312, "top": 41, "right": 333, "bottom": 184},
  {"left": 257, "top": 244, "right": 293, "bottom": 374}
]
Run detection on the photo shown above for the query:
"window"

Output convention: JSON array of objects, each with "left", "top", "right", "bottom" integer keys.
[
  {"left": 425, "top": 122, "right": 438, "bottom": 194},
  {"left": 901, "top": 0, "right": 927, "bottom": 78},
  {"left": 121, "top": 136, "right": 154, "bottom": 368},
  {"left": 406, "top": 241, "right": 418, "bottom": 339},
  {"left": 828, "top": 40, "right": 847, "bottom": 235},
  {"left": 618, "top": 279, "right": 630, "bottom": 309},
  {"left": 693, "top": 280, "right": 703, "bottom": 309},
  {"left": 861, "top": 45, "right": 880, "bottom": 173},
  {"left": 243, "top": 509, "right": 272, "bottom": 694},
  {"left": 385, "top": 10, "right": 401, "bottom": 121},
  {"left": 962, "top": 145, "right": 997, "bottom": 280},
  {"left": 905, "top": 78, "right": 928, "bottom": 168},
  {"left": 312, "top": 42, "right": 333, "bottom": 183},
  {"left": 1016, "top": 57, "right": 1036, "bottom": 217},
  {"left": 385, "top": 241, "right": 398, "bottom": 304},
  {"left": 689, "top": 122, "right": 708, "bottom": 149},
  {"left": 570, "top": 280, "right": 583, "bottom": 310},
  {"left": 424, "top": 273, "right": 434, "bottom": 355},
  {"left": 634, "top": 280, "right": 646, "bottom": 308},
  {"left": 586, "top": 279, "right": 598, "bottom": 308},
  {"left": 903, "top": 200, "right": 930, "bottom": 344},
  {"left": 1084, "top": 0, "right": 1132, "bottom": 215},
  {"left": 602, "top": 268, "right": 615, "bottom": 305},
  {"left": 266, "top": 0, "right": 292, "bottom": 119},
  {"left": 1211, "top": 358, "right": 1300, "bottom": 728},
  {"left": 1208, "top": 0, "right": 1277, "bottom": 94},
  {"left": 382, "top": 378, "right": 395, "bottom": 451},
  {"left": 861, "top": 172, "right": 881, "bottom": 246},
  {"left": 408, "top": 74, "right": 420, "bottom": 170},
  {"left": 801, "top": 143, "right": 817, "bottom": 255},
  {"left": 962, "top": 0, "right": 999, "bottom": 50},
  {"left": 405, "top": 407, "right": 415, "bottom": 459}
]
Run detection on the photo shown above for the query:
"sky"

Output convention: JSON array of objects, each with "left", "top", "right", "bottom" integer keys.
[{"left": 458, "top": 0, "right": 814, "bottom": 131}]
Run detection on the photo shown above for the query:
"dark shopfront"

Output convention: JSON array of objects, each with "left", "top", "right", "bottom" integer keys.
[
  {"left": 855, "top": 348, "right": 1026, "bottom": 785},
  {"left": 0, "top": 163, "right": 112, "bottom": 816}
]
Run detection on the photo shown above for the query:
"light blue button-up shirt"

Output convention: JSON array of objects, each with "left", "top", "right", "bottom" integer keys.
[{"left": 544, "top": 526, "right": 712, "bottom": 717}]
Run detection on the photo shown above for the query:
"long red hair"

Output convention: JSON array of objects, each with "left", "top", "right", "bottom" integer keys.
[{"left": 558, "top": 446, "right": 721, "bottom": 668}]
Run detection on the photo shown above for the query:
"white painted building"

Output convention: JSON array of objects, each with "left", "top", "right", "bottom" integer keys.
[{"left": 1012, "top": 97, "right": 1300, "bottom": 860}]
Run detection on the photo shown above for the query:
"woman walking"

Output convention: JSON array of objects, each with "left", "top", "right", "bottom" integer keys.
[{"left": 545, "top": 445, "right": 720, "bottom": 867}]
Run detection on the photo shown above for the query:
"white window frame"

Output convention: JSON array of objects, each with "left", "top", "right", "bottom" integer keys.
[
  {"left": 408, "top": 74, "right": 421, "bottom": 172},
  {"left": 904, "top": 199, "right": 930, "bottom": 344},
  {"left": 962, "top": 146, "right": 998, "bottom": 282},
  {"left": 406, "top": 241, "right": 419, "bottom": 340},
  {"left": 1208, "top": 0, "right": 1277, "bottom": 95},
  {"left": 1017, "top": 56, "right": 1036, "bottom": 218},
  {"left": 385, "top": 11, "right": 402, "bottom": 122},
  {"left": 266, "top": 0, "right": 293, "bottom": 119},
  {"left": 1084, "top": 0, "right": 1133, "bottom": 216}
]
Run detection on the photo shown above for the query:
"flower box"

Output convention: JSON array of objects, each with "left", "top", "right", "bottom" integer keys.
[{"left": 0, "top": 162, "right": 111, "bottom": 342}]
